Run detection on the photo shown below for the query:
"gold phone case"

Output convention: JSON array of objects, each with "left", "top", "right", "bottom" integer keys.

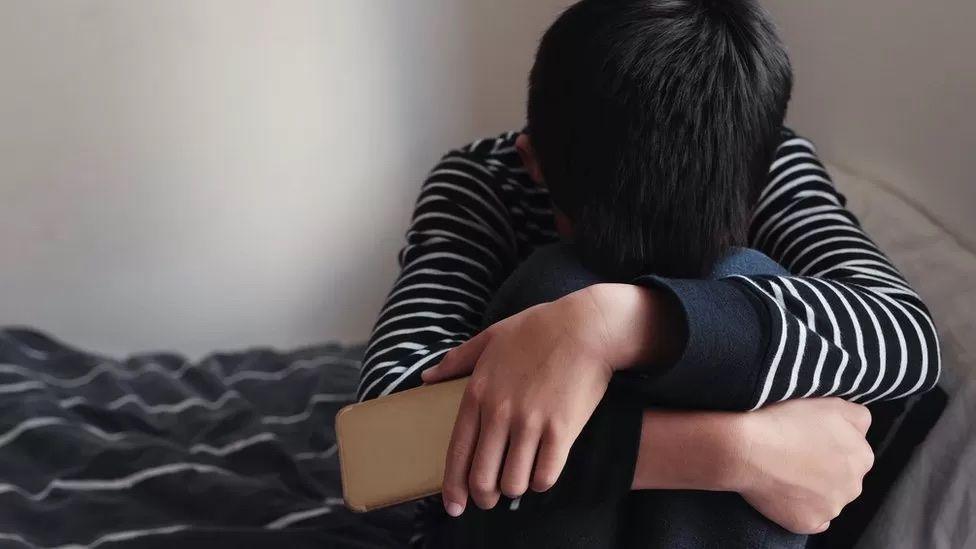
[{"left": 335, "top": 377, "right": 469, "bottom": 512}]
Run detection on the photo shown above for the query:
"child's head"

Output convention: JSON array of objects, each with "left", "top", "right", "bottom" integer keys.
[{"left": 519, "top": 0, "right": 792, "bottom": 279}]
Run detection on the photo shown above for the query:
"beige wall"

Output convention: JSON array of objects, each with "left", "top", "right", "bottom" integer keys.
[
  {"left": 0, "top": 0, "right": 568, "bottom": 356},
  {"left": 765, "top": 0, "right": 976, "bottom": 248}
]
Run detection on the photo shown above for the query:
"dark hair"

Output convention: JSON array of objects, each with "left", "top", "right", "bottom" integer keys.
[{"left": 527, "top": 0, "right": 792, "bottom": 279}]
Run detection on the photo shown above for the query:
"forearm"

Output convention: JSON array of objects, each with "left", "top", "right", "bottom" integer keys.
[{"left": 630, "top": 408, "right": 746, "bottom": 492}]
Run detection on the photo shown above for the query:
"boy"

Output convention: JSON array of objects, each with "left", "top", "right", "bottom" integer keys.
[{"left": 360, "top": 0, "right": 940, "bottom": 546}]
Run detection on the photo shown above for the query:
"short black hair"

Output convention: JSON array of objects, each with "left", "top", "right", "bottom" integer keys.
[{"left": 527, "top": 0, "right": 792, "bottom": 279}]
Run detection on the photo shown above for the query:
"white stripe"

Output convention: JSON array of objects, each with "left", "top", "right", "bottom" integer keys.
[
  {"left": 360, "top": 341, "right": 426, "bottom": 374},
  {"left": 790, "top": 278, "right": 843, "bottom": 346},
  {"left": 189, "top": 432, "right": 278, "bottom": 457},
  {"left": 789, "top": 278, "right": 848, "bottom": 397},
  {"left": 403, "top": 226, "right": 503, "bottom": 268},
  {"left": 60, "top": 390, "right": 243, "bottom": 416},
  {"left": 224, "top": 356, "right": 359, "bottom": 385},
  {"left": 79, "top": 420, "right": 282, "bottom": 460},
  {"left": 799, "top": 247, "right": 893, "bottom": 277},
  {"left": 378, "top": 296, "right": 478, "bottom": 318},
  {"left": 754, "top": 174, "right": 833, "bottom": 222},
  {"left": 264, "top": 498, "right": 345, "bottom": 529},
  {"left": 732, "top": 277, "right": 789, "bottom": 410},
  {"left": 756, "top": 204, "right": 838, "bottom": 249},
  {"left": 836, "top": 285, "right": 887, "bottom": 401},
  {"left": 294, "top": 444, "right": 339, "bottom": 461},
  {"left": 370, "top": 311, "right": 477, "bottom": 339},
  {"left": 260, "top": 393, "right": 355, "bottom": 426},
  {"left": 0, "top": 380, "right": 45, "bottom": 394},
  {"left": 767, "top": 150, "right": 817, "bottom": 175},
  {"left": 399, "top": 247, "right": 494, "bottom": 276},
  {"left": 424, "top": 177, "right": 512, "bottom": 230},
  {"left": 0, "top": 332, "right": 49, "bottom": 359},
  {"left": 900, "top": 301, "right": 941, "bottom": 397},
  {"left": 394, "top": 266, "right": 493, "bottom": 296},
  {"left": 386, "top": 282, "right": 487, "bottom": 307},
  {"left": 779, "top": 278, "right": 826, "bottom": 398},
  {"left": 0, "top": 533, "right": 32, "bottom": 548},
  {"left": 785, "top": 235, "right": 880, "bottom": 272},
  {"left": 0, "top": 417, "right": 66, "bottom": 450},
  {"left": 360, "top": 342, "right": 424, "bottom": 374},
  {"left": 814, "top": 260, "right": 905, "bottom": 281},
  {"left": 52, "top": 524, "right": 192, "bottom": 549},
  {"left": 778, "top": 225, "right": 865, "bottom": 263},
  {"left": 802, "top": 335, "right": 829, "bottom": 398},
  {"left": 770, "top": 283, "right": 806, "bottom": 402},
  {"left": 359, "top": 365, "right": 407, "bottom": 399},
  {"left": 766, "top": 161, "right": 828, "bottom": 200},
  {"left": 846, "top": 274, "right": 916, "bottom": 294},
  {"left": 817, "top": 281, "right": 867, "bottom": 396},
  {"left": 379, "top": 348, "right": 453, "bottom": 397},
  {"left": 793, "top": 190, "right": 842, "bottom": 205},
  {"left": 0, "top": 360, "right": 193, "bottom": 390},
  {"left": 412, "top": 209, "right": 509, "bottom": 251},
  {"left": 0, "top": 463, "right": 236, "bottom": 502},
  {"left": 769, "top": 214, "right": 860, "bottom": 258},
  {"left": 779, "top": 278, "right": 816, "bottom": 330},
  {"left": 864, "top": 294, "right": 933, "bottom": 400},
  {"left": 415, "top": 194, "right": 513, "bottom": 253},
  {"left": 856, "top": 292, "right": 908, "bottom": 404},
  {"left": 363, "top": 325, "right": 465, "bottom": 358}
]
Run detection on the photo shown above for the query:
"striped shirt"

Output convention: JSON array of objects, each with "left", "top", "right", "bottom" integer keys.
[{"left": 358, "top": 129, "right": 941, "bottom": 410}]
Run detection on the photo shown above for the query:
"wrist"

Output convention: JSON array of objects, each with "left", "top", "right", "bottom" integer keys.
[
  {"left": 584, "top": 283, "right": 684, "bottom": 371},
  {"left": 632, "top": 409, "right": 749, "bottom": 492}
]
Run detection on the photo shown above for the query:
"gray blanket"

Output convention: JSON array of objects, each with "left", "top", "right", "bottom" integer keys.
[{"left": 0, "top": 328, "right": 414, "bottom": 549}]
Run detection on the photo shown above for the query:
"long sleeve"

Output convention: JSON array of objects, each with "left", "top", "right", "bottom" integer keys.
[
  {"left": 629, "top": 130, "right": 942, "bottom": 411},
  {"left": 357, "top": 146, "right": 519, "bottom": 402}
]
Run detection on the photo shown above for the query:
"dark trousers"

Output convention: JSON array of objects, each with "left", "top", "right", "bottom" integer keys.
[{"left": 425, "top": 243, "right": 807, "bottom": 549}]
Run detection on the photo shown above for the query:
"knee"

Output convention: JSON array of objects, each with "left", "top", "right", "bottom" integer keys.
[
  {"left": 709, "top": 247, "right": 788, "bottom": 279},
  {"left": 483, "top": 242, "right": 606, "bottom": 327}
]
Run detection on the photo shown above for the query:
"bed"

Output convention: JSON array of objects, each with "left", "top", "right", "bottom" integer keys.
[{"left": 0, "top": 164, "right": 972, "bottom": 548}]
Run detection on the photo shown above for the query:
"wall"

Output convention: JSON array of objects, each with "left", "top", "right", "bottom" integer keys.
[
  {"left": 4, "top": 1, "right": 972, "bottom": 358},
  {"left": 765, "top": 0, "right": 976, "bottom": 248},
  {"left": 0, "top": 0, "right": 567, "bottom": 357}
]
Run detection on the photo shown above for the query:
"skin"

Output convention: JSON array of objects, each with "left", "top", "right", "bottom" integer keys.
[{"left": 419, "top": 134, "right": 875, "bottom": 534}]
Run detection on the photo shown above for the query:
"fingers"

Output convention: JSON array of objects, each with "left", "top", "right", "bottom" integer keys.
[
  {"left": 531, "top": 423, "right": 572, "bottom": 493},
  {"left": 500, "top": 419, "right": 541, "bottom": 499},
  {"left": 835, "top": 400, "right": 872, "bottom": 435},
  {"left": 442, "top": 393, "right": 480, "bottom": 517},
  {"left": 422, "top": 330, "right": 491, "bottom": 384},
  {"left": 468, "top": 407, "right": 510, "bottom": 509}
]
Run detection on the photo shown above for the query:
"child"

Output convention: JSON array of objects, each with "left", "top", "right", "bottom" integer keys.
[{"left": 360, "top": 0, "right": 938, "bottom": 547}]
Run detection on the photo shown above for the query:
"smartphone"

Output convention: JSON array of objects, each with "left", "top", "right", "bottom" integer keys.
[{"left": 335, "top": 377, "right": 469, "bottom": 512}]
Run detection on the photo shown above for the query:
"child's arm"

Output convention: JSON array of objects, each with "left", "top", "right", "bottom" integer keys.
[
  {"left": 620, "top": 129, "right": 941, "bottom": 409},
  {"left": 357, "top": 145, "right": 519, "bottom": 402}
]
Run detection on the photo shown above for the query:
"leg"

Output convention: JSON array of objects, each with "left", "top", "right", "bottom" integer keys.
[
  {"left": 426, "top": 243, "right": 803, "bottom": 549},
  {"left": 618, "top": 248, "right": 804, "bottom": 549}
]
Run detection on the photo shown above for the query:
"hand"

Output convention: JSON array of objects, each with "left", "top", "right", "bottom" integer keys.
[
  {"left": 422, "top": 284, "right": 659, "bottom": 517},
  {"left": 734, "top": 398, "right": 875, "bottom": 535}
]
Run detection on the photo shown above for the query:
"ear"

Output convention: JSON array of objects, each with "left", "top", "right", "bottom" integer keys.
[{"left": 515, "top": 133, "right": 545, "bottom": 185}]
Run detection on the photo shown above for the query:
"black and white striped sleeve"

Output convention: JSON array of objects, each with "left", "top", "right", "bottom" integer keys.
[
  {"left": 630, "top": 130, "right": 941, "bottom": 411},
  {"left": 357, "top": 150, "right": 518, "bottom": 402}
]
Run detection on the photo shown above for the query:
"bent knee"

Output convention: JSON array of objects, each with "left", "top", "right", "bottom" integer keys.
[{"left": 483, "top": 242, "right": 606, "bottom": 326}]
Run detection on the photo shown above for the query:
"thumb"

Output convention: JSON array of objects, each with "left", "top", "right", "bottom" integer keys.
[{"left": 421, "top": 330, "right": 491, "bottom": 383}]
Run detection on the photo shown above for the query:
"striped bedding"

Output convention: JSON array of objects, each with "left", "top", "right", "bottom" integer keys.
[{"left": 0, "top": 328, "right": 414, "bottom": 549}]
